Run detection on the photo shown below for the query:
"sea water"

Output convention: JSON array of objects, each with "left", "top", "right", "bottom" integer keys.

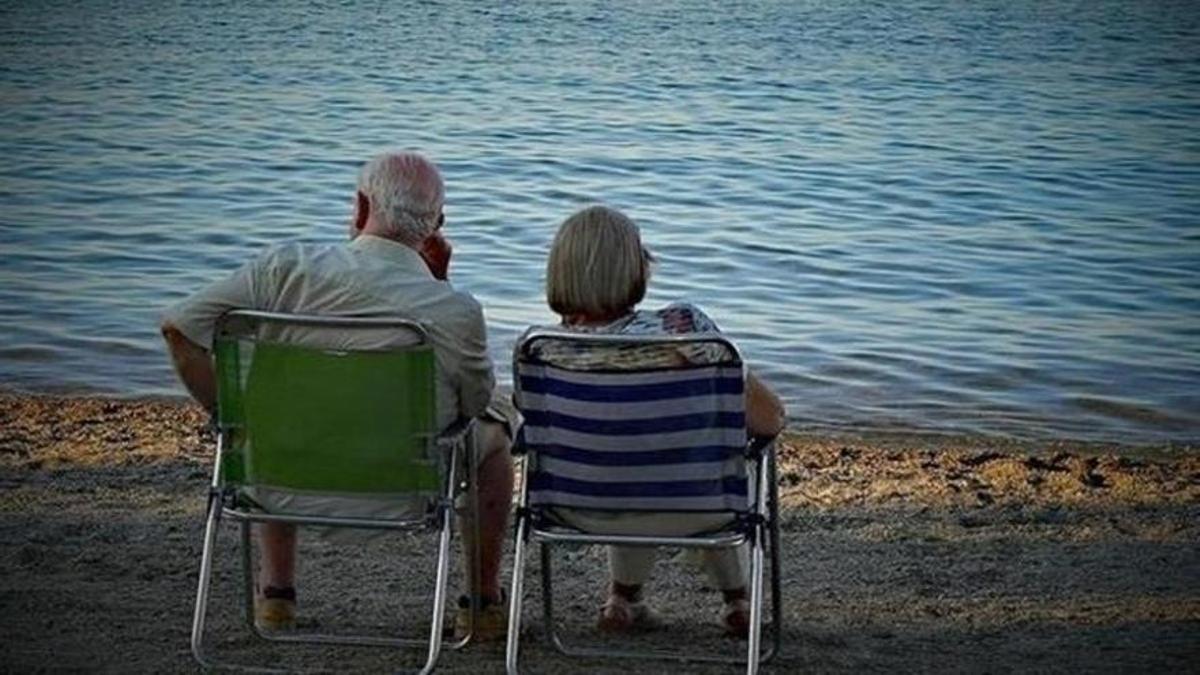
[{"left": 1, "top": 0, "right": 1198, "bottom": 443}]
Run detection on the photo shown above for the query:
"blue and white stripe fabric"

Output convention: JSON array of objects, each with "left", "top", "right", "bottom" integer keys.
[{"left": 517, "top": 361, "right": 749, "bottom": 512}]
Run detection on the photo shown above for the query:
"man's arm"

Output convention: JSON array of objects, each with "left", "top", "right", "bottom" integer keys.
[
  {"left": 454, "top": 298, "right": 496, "bottom": 419},
  {"left": 162, "top": 323, "right": 217, "bottom": 412},
  {"left": 160, "top": 252, "right": 269, "bottom": 412}
]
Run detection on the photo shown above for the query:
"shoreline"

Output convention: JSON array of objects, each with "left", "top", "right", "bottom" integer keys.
[
  {"left": 3, "top": 384, "right": 1197, "bottom": 453},
  {"left": 3, "top": 388, "right": 1195, "bottom": 453},
  {"left": 3, "top": 390, "right": 1197, "bottom": 510}
]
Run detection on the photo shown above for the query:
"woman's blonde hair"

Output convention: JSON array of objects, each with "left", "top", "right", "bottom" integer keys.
[{"left": 546, "top": 205, "right": 654, "bottom": 319}]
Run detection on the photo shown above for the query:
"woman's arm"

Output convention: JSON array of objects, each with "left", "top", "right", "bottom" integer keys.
[
  {"left": 656, "top": 303, "right": 786, "bottom": 435},
  {"left": 745, "top": 370, "right": 786, "bottom": 437}
]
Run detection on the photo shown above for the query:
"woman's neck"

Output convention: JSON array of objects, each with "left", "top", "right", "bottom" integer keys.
[{"left": 563, "top": 308, "right": 633, "bottom": 327}]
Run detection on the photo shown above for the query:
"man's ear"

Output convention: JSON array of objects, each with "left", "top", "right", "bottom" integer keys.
[{"left": 354, "top": 191, "right": 370, "bottom": 232}]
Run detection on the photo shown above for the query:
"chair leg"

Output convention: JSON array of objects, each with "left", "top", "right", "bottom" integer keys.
[
  {"left": 455, "top": 429, "right": 483, "bottom": 647},
  {"left": 240, "top": 520, "right": 260, "bottom": 636},
  {"left": 540, "top": 542, "right": 567, "bottom": 652},
  {"left": 767, "top": 460, "right": 783, "bottom": 663},
  {"left": 191, "top": 496, "right": 224, "bottom": 669},
  {"left": 505, "top": 516, "right": 529, "bottom": 675},
  {"left": 417, "top": 501, "right": 454, "bottom": 675},
  {"left": 745, "top": 522, "right": 766, "bottom": 675}
]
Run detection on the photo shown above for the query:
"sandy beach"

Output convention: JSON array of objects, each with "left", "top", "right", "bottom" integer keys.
[{"left": 1, "top": 391, "right": 1197, "bottom": 673}]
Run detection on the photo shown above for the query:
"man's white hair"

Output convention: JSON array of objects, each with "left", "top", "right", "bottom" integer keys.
[{"left": 357, "top": 152, "right": 444, "bottom": 245}]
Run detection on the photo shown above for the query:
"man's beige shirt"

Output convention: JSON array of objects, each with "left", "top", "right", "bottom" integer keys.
[{"left": 163, "top": 234, "right": 495, "bottom": 432}]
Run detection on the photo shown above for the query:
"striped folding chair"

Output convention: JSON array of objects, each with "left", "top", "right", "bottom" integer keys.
[
  {"left": 504, "top": 328, "right": 782, "bottom": 675},
  {"left": 190, "top": 310, "right": 479, "bottom": 674}
]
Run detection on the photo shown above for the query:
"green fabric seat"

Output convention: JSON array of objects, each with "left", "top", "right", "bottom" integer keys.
[{"left": 216, "top": 338, "right": 440, "bottom": 496}]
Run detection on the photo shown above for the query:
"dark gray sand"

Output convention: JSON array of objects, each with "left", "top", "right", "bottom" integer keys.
[{"left": 1, "top": 393, "right": 1197, "bottom": 673}]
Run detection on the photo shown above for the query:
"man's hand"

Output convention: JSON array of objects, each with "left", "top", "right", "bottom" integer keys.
[
  {"left": 419, "top": 232, "right": 453, "bottom": 281},
  {"left": 419, "top": 232, "right": 452, "bottom": 280}
]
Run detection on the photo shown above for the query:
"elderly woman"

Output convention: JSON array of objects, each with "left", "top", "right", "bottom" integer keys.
[{"left": 538, "top": 205, "right": 786, "bottom": 637}]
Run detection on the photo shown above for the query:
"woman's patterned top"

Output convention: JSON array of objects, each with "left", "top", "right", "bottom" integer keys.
[{"left": 529, "top": 302, "right": 737, "bottom": 369}]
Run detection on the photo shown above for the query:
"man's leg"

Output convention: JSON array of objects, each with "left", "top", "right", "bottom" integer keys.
[
  {"left": 259, "top": 522, "right": 297, "bottom": 588},
  {"left": 460, "top": 419, "right": 513, "bottom": 602},
  {"left": 453, "top": 418, "right": 513, "bottom": 640},
  {"left": 255, "top": 522, "right": 297, "bottom": 629}
]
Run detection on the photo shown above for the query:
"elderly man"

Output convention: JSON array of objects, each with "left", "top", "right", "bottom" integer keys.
[{"left": 160, "top": 151, "right": 514, "bottom": 640}]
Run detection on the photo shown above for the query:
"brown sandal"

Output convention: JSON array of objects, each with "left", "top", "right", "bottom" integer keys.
[
  {"left": 254, "top": 585, "right": 296, "bottom": 631},
  {"left": 722, "top": 598, "right": 751, "bottom": 638},
  {"left": 597, "top": 594, "right": 660, "bottom": 633}
]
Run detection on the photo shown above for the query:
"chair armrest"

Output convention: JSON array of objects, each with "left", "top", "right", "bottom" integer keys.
[
  {"left": 436, "top": 417, "right": 473, "bottom": 447},
  {"left": 745, "top": 434, "right": 777, "bottom": 460},
  {"left": 510, "top": 425, "right": 527, "bottom": 455}
]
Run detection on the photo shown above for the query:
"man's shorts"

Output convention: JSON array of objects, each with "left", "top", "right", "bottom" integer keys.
[
  {"left": 450, "top": 390, "right": 520, "bottom": 509},
  {"left": 464, "top": 389, "right": 520, "bottom": 465}
]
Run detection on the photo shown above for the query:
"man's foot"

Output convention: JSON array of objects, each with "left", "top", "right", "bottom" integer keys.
[
  {"left": 254, "top": 586, "right": 296, "bottom": 631},
  {"left": 453, "top": 593, "right": 507, "bottom": 642},
  {"left": 722, "top": 597, "right": 751, "bottom": 638},
  {"left": 597, "top": 593, "right": 660, "bottom": 633}
]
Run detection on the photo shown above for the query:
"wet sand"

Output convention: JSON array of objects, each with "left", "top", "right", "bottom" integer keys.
[{"left": 1, "top": 392, "right": 1197, "bottom": 673}]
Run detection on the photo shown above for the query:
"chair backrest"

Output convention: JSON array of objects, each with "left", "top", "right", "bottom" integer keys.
[
  {"left": 214, "top": 310, "right": 441, "bottom": 498},
  {"left": 513, "top": 329, "right": 749, "bottom": 513}
]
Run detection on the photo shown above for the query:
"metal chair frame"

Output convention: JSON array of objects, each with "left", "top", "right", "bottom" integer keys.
[
  {"left": 504, "top": 328, "right": 783, "bottom": 675},
  {"left": 190, "top": 310, "right": 481, "bottom": 674}
]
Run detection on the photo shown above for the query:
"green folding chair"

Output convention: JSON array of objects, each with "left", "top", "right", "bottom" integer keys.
[{"left": 190, "top": 310, "right": 477, "bottom": 673}]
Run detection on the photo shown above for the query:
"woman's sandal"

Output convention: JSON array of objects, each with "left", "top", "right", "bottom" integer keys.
[
  {"left": 597, "top": 594, "right": 660, "bottom": 633},
  {"left": 722, "top": 598, "right": 751, "bottom": 638}
]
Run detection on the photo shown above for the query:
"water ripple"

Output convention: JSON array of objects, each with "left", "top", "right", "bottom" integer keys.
[{"left": 1, "top": 0, "right": 1199, "bottom": 443}]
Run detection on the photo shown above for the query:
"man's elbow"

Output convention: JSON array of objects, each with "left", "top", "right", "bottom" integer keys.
[
  {"left": 161, "top": 320, "right": 217, "bottom": 410},
  {"left": 161, "top": 321, "right": 205, "bottom": 354},
  {"left": 462, "top": 388, "right": 492, "bottom": 420},
  {"left": 161, "top": 321, "right": 185, "bottom": 347},
  {"left": 161, "top": 322, "right": 209, "bottom": 373}
]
